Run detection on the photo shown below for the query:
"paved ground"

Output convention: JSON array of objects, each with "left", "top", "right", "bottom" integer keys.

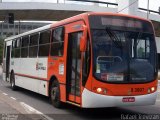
[{"left": 0, "top": 67, "right": 160, "bottom": 120}]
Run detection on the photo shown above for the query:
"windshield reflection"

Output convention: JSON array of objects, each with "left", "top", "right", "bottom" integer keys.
[{"left": 91, "top": 29, "right": 156, "bottom": 83}]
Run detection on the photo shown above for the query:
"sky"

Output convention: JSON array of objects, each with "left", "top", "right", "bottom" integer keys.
[
  {"left": 2, "top": 0, "right": 160, "bottom": 11},
  {"left": 139, "top": 0, "right": 160, "bottom": 11}
]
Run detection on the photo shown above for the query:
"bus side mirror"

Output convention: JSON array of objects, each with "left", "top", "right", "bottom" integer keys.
[{"left": 80, "top": 25, "right": 87, "bottom": 52}]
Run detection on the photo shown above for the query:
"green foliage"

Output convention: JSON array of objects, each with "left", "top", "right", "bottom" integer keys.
[{"left": 0, "top": 37, "right": 4, "bottom": 63}]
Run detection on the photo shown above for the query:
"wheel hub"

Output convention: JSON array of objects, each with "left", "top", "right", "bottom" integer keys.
[{"left": 52, "top": 87, "right": 58, "bottom": 100}]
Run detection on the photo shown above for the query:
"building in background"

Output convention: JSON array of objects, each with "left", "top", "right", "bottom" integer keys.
[{"left": 0, "top": 21, "right": 50, "bottom": 38}]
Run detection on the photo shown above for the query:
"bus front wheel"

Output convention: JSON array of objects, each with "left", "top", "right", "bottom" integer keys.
[
  {"left": 50, "top": 80, "right": 63, "bottom": 108},
  {"left": 10, "top": 72, "right": 17, "bottom": 90}
]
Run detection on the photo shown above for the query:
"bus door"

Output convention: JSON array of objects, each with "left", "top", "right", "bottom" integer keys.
[
  {"left": 6, "top": 45, "right": 11, "bottom": 81},
  {"left": 66, "top": 22, "right": 85, "bottom": 104}
]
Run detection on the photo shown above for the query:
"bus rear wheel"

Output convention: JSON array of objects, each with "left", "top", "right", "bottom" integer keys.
[
  {"left": 10, "top": 72, "right": 17, "bottom": 90},
  {"left": 50, "top": 80, "right": 63, "bottom": 108}
]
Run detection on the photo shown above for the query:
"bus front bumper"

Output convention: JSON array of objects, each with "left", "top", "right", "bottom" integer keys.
[{"left": 82, "top": 88, "right": 157, "bottom": 108}]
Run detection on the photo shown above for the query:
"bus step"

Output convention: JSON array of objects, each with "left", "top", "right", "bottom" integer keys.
[{"left": 66, "top": 101, "right": 81, "bottom": 107}]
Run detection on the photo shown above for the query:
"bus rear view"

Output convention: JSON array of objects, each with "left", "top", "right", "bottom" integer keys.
[{"left": 82, "top": 13, "right": 158, "bottom": 108}]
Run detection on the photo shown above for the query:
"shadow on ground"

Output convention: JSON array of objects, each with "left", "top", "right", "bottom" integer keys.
[{"left": 4, "top": 86, "right": 145, "bottom": 120}]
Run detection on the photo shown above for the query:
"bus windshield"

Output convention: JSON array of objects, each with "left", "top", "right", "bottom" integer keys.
[{"left": 89, "top": 15, "right": 157, "bottom": 83}]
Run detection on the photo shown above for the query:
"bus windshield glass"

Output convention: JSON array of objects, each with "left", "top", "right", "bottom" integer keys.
[{"left": 89, "top": 15, "right": 157, "bottom": 83}]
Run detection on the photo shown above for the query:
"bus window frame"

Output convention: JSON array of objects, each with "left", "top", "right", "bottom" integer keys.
[
  {"left": 50, "top": 26, "right": 65, "bottom": 57},
  {"left": 82, "top": 34, "right": 91, "bottom": 86},
  {"left": 38, "top": 29, "right": 51, "bottom": 57},
  {"left": 21, "top": 35, "right": 29, "bottom": 58},
  {"left": 29, "top": 32, "right": 39, "bottom": 58}
]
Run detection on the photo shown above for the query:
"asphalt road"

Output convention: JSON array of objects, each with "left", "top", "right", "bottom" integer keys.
[{"left": 0, "top": 69, "right": 160, "bottom": 120}]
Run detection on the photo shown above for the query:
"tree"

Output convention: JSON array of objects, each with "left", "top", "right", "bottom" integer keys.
[{"left": 0, "top": 37, "right": 4, "bottom": 63}]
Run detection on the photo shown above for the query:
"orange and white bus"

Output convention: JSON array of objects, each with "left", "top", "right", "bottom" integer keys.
[{"left": 2, "top": 12, "right": 158, "bottom": 108}]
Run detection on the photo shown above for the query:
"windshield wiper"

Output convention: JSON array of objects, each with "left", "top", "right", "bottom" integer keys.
[
  {"left": 105, "top": 27, "right": 123, "bottom": 48},
  {"left": 105, "top": 27, "right": 131, "bottom": 81}
]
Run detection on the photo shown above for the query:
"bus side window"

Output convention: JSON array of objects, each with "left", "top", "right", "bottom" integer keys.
[
  {"left": 14, "top": 38, "right": 21, "bottom": 58},
  {"left": 82, "top": 36, "right": 91, "bottom": 86},
  {"left": 50, "top": 27, "right": 64, "bottom": 56},
  {"left": 38, "top": 30, "right": 50, "bottom": 57},
  {"left": 21, "top": 36, "right": 29, "bottom": 58},
  {"left": 11, "top": 40, "right": 15, "bottom": 58},
  {"left": 29, "top": 33, "right": 39, "bottom": 57}
]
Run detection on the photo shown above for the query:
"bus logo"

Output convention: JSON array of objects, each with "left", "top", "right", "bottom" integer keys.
[{"left": 36, "top": 62, "right": 46, "bottom": 70}]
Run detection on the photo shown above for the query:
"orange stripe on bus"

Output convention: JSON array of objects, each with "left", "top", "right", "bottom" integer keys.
[{"left": 14, "top": 73, "right": 48, "bottom": 81}]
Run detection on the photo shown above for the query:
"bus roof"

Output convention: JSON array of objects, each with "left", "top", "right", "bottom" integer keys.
[{"left": 5, "top": 12, "right": 151, "bottom": 42}]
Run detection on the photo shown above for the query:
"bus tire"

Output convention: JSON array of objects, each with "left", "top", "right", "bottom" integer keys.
[
  {"left": 50, "top": 80, "right": 63, "bottom": 108},
  {"left": 10, "top": 72, "right": 17, "bottom": 91}
]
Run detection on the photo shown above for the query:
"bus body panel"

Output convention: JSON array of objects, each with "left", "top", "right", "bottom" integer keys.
[
  {"left": 91, "top": 78, "right": 158, "bottom": 96},
  {"left": 10, "top": 57, "right": 48, "bottom": 96},
  {"left": 11, "top": 57, "right": 48, "bottom": 79},
  {"left": 82, "top": 88, "right": 157, "bottom": 108},
  {"left": 14, "top": 75, "right": 48, "bottom": 96},
  {"left": 48, "top": 56, "right": 66, "bottom": 101}
]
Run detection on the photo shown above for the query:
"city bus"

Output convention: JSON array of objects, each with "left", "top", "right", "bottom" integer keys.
[{"left": 2, "top": 12, "right": 158, "bottom": 108}]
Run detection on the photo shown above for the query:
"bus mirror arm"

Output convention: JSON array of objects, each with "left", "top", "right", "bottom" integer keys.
[{"left": 80, "top": 25, "right": 87, "bottom": 52}]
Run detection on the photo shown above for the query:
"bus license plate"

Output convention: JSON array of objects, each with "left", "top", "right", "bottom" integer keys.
[{"left": 122, "top": 97, "right": 135, "bottom": 102}]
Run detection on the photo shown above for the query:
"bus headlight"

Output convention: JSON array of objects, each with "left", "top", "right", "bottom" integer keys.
[
  {"left": 97, "top": 88, "right": 102, "bottom": 93},
  {"left": 148, "top": 87, "right": 156, "bottom": 93},
  {"left": 95, "top": 87, "right": 107, "bottom": 95},
  {"left": 151, "top": 87, "right": 155, "bottom": 92}
]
